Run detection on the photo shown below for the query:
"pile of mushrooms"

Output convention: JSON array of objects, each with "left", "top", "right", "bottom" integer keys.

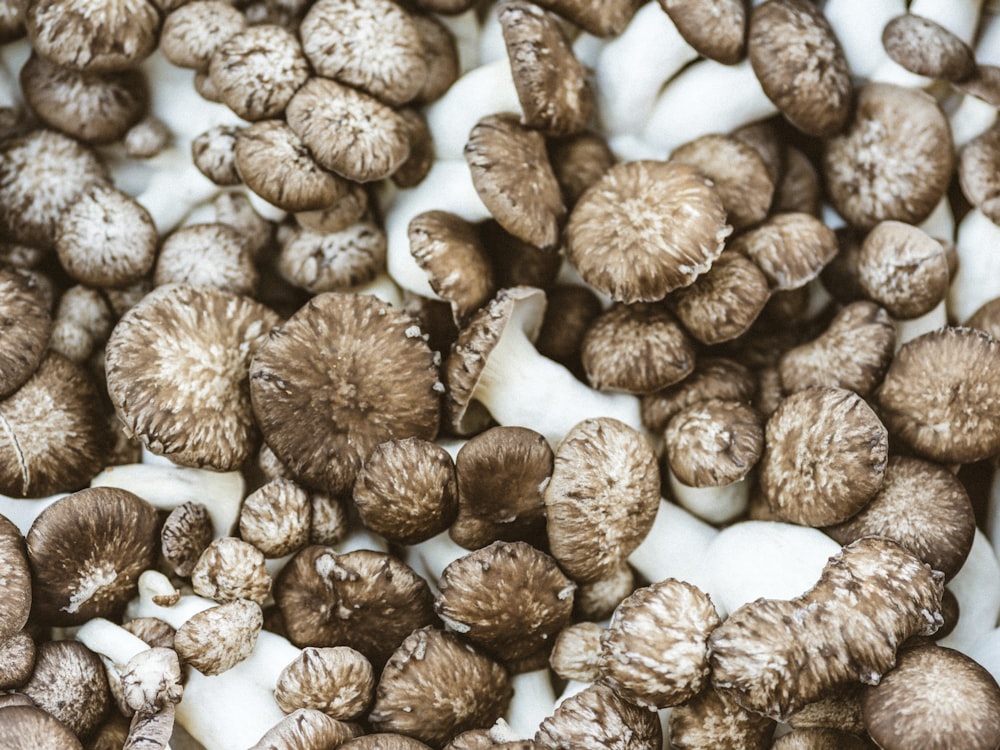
[{"left": 3, "top": 0, "right": 1000, "bottom": 748}]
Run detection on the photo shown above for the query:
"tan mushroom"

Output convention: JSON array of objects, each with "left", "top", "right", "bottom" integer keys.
[
  {"left": 274, "top": 646, "right": 374, "bottom": 721},
  {"left": 154, "top": 222, "right": 258, "bottom": 295},
  {"left": 0, "top": 632, "right": 36, "bottom": 691},
  {"left": 295, "top": 183, "right": 370, "bottom": 235},
  {"left": 239, "top": 479, "right": 312, "bottom": 559},
  {"left": 249, "top": 708, "right": 361, "bottom": 750},
  {"left": 0, "top": 267, "right": 50, "bottom": 398},
  {"left": 21, "top": 640, "right": 111, "bottom": 738},
  {"left": 729, "top": 212, "right": 838, "bottom": 292},
  {"left": 159, "top": 0, "right": 247, "bottom": 70},
  {"left": 173, "top": 598, "right": 263, "bottom": 675},
  {"left": 882, "top": 13, "right": 976, "bottom": 82},
  {"left": 191, "top": 125, "right": 243, "bottom": 186},
  {"left": 278, "top": 219, "right": 386, "bottom": 294},
  {"left": 0, "top": 703, "right": 86, "bottom": 749},
  {"left": 549, "top": 621, "right": 602, "bottom": 682},
  {"left": 191, "top": 537, "right": 272, "bottom": 604},
  {"left": 659, "top": 0, "right": 747, "bottom": 65},
  {"left": 161, "top": 501, "right": 214, "bottom": 577},
  {"left": 958, "top": 123, "right": 1000, "bottom": 225},
  {"left": 641, "top": 356, "right": 756, "bottom": 435},
  {"left": 342, "top": 733, "right": 434, "bottom": 749},
  {"left": 534, "top": 682, "right": 662, "bottom": 749},
  {"left": 857, "top": 220, "right": 949, "bottom": 320},
  {"left": 668, "top": 687, "right": 775, "bottom": 750}
]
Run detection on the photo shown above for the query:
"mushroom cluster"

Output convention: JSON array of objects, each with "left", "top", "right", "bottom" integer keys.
[{"left": 2, "top": 0, "right": 1000, "bottom": 749}]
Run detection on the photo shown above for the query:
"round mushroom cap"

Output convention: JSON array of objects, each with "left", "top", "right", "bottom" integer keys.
[
  {"left": 250, "top": 292, "right": 440, "bottom": 495},
  {"left": 274, "top": 546, "right": 436, "bottom": 668},
  {"left": 664, "top": 399, "right": 764, "bottom": 488},
  {"left": 566, "top": 160, "right": 731, "bottom": 303},
  {"left": 550, "top": 621, "right": 603, "bottom": 682},
  {"left": 882, "top": 14, "right": 976, "bottom": 82},
  {"left": 160, "top": 0, "right": 247, "bottom": 70},
  {"left": 748, "top": 0, "right": 852, "bottom": 137},
  {"left": 0, "top": 516, "right": 31, "bottom": 641},
  {"left": 660, "top": 0, "right": 746, "bottom": 65},
  {"left": 286, "top": 77, "right": 411, "bottom": 183},
  {"left": 0, "top": 704, "right": 84, "bottom": 749},
  {"left": 392, "top": 109, "right": 435, "bottom": 189},
  {"left": 410, "top": 13, "right": 458, "bottom": 104},
  {"left": 544, "top": 417, "right": 660, "bottom": 584},
  {"left": 240, "top": 479, "right": 312, "bottom": 558},
  {"left": 275, "top": 646, "right": 374, "bottom": 720},
  {"left": 341, "top": 734, "right": 433, "bottom": 750},
  {"left": 154, "top": 222, "right": 258, "bottom": 295},
  {"left": 823, "top": 83, "right": 953, "bottom": 230},
  {"left": 857, "top": 221, "right": 949, "bottom": 320},
  {"left": 25, "top": 0, "right": 160, "bottom": 72},
  {"left": 581, "top": 303, "right": 695, "bottom": 395},
  {"left": 877, "top": 327, "right": 1000, "bottom": 463},
  {"left": 0, "top": 632, "right": 37, "bottom": 691},
  {"left": 641, "top": 357, "right": 756, "bottom": 434},
  {"left": 279, "top": 220, "right": 386, "bottom": 294},
  {"left": 958, "top": 123, "right": 1000, "bottom": 225},
  {"left": 300, "top": 0, "right": 427, "bottom": 107},
  {"left": 105, "top": 284, "right": 281, "bottom": 471},
  {"left": 21, "top": 639, "right": 111, "bottom": 738},
  {"left": 174, "top": 598, "right": 263, "bottom": 675},
  {"left": 0, "top": 352, "right": 108, "bottom": 498},
  {"left": 465, "top": 113, "right": 566, "bottom": 251},
  {"left": 0, "top": 268, "right": 50, "bottom": 398},
  {"left": 369, "top": 627, "right": 512, "bottom": 748},
  {"left": 534, "top": 682, "right": 662, "bottom": 750},
  {"left": 250, "top": 708, "right": 362, "bottom": 750},
  {"left": 861, "top": 644, "right": 1000, "bottom": 750},
  {"left": 191, "top": 537, "right": 272, "bottom": 604},
  {"left": 161, "top": 502, "right": 213, "bottom": 578},
  {"left": 668, "top": 687, "right": 776, "bottom": 750},
  {"left": 191, "top": 125, "right": 243, "bottom": 186},
  {"left": 295, "top": 181, "right": 370, "bottom": 235},
  {"left": 729, "top": 212, "right": 838, "bottom": 291},
  {"left": 759, "top": 386, "right": 888, "bottom": 527}
]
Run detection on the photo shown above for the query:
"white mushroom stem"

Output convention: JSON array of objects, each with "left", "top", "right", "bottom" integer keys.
[
  {"left": 594, "top": 3, "right": 698, "bottom": 137},
  {"left": 947, "top": 209, "right": 1000, "bottom": 323},
  {"left": 894, "top": 299, "right": 947, "bottom": 350},
  {"left": 627, "top": 499, "right": 718, "bottom": 597},
  {"left": 90, "top": 463, "right": 244, "bottom": 538},
  {"left": 76, "top": 617, "right": 150, "bottom": 672},
  {"left": 505, "top": 668, "right": 557, "bottom": 740},
  {"left": 438, "top": 6, "right": 484, "bottom": 75},
  {"left": 478, "top": 4, "right": 507, "bottom": 67},
  {"left": 919, "top": 195, "right": 956, "bottom": 242},
  {"left": 978, "top": 10, "right": 1000, "bottom": 66},
  {"left": 242, "top": 188, "right": 287, "bottom": 224},
  {"left": 667, "top": 470, "right": 751, "bottom": 526},
  {"left": 0, "top": 55, "right": 23, "bottom": 132},
  {"left": 403, "top": 530, "right": 469, "bottom": 591},
  {"left": 0, "top": 493, "right": 66, "bottom": 536},
  {"left": 824, "top": 0, "right": 905, "bottom": 80},
  {"left": 571, "top": 32, "right": 605, "bottom": 71},
  {"left": 641, "top": 58, "right": 779, "bottom": 154},
  {"left": 353, "top": 272, "right": 405, "bottom": 308},
  {"left": 383, "top": 159, "right": 492, "bottom": 298},
  {"left": 939, "top": 531, "right": 1000, "bottom": 654},
  {"left": 949, "top": 92, "right": 998, "bottom": 149}
]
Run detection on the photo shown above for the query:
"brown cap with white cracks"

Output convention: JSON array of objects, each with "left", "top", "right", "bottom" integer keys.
[
  {"left": 535, "top": 682, "right": 662, "bottom": 749},
  {"left": 0, "top": 267, "right": 50, "bottom": 399},
  {"left": 642, "top": 357, "right": 756, "bottom": 435},
  {"left": 664, "top": 399, "right": 763, "bottom": 488},
  {"left": 857, "top": 221, "right": 949, "bottom": 320},
  {"left": 275, "top": 646, "right": 374, "bottom": 721}
]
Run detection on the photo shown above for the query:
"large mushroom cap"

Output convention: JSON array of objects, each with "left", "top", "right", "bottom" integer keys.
[
  {"left": 105, "top": 284, "right": 281, "bottom": 471},
  {"left": 274, "top": 646, "right": 374, "bottom": 721},
  {"left": 20, "top": 639, "right": 110, "bottom": 738},
  {"left": 0, "top": 268, "right": 50, "bottom": 399},
  {"left": 0, "top": 704, "right": 84, "bottom": 749},
  {"left": 882, "top": 14, "right": 976, "bottom": 82},
  {"left": 249, "top": 708, "right": 362, "bottom": 750},
  {"left": 250, "top": 292, "right": 441, "bottom": 495},
  {"left": 664, "top": 399, "right": 764, "bottom": 488}
]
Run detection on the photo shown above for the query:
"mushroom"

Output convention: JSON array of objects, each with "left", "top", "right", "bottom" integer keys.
[
  {"left": 191, "top": 537, "right": 272, "bottom": 605},
  {"left": 882, "top": 13, "right": 977, "bottom": 82},
  {"left": 0, "top": 515, "right": 30, "bottom": 646},
  {"left": 641, "top": 357, "right": 756, "bottom": 435},
  {"left": 658, "top": 0, "right": 747, "bottom": 65},
  {"left": 393, "top": 109, "right": 435, "bottom": 189},
  {"left": 0, "top": 631, "right": 35, "bottom": 690},
  {"left": 154, "top": 222, "right": 258, "bottom": 295},
  {"left": 773, "top": 146, "right": 823, "bottom": 217},
  {"left": 159, "top": 0, "right": 247, "bottom": 71},
  {"left": 528, "top": 0, "right": 641, "bottom": 38},
  {"left": 412, "top": 12, "right": 460, "bottom": 104},
  {"left": 729, "top": 212, "right": 838, "bottom": 293},
  {"left": 0, "top": 267, "right": 50, "bottom": 399},
  {"left": 274, "top": 646, "right": 374, "bottom": 721},
  {"left": 342, "top": 734, "right": 434, "bottom": 750},
  {"left": 240, "top": 479, "right": 312, "bottom": 559},
  {"left": 249, "top": 708, "right": 361, "bottom": 750},
  {"left": 770, "top": 728, "right": 875, "bottom": 749},
  {"left": 278, "top": 219, "right": 386, "bottom": 295},
  {"left": 294, "top": 182, "right": 369, "bottom": 235},
  {"left": 21, "top": 639, "right": 111, "bottom": 739},
  {"left": 173, "top": 598, "right": 265, "bottom": 676},
  {"left": 550, "top": 621, "right": 603, "bottom": 683},
  {"left": 532, "top": 284, "right": 603, "bottom": 379},
  {"left": 958, "top": 123, "right": 1000, "bottom": 225},
  {"left": 534, "top": 682, "right": 662, "bottom": 749},
  {"left": 191, "top": 125, "right": 243, "bottom": 186},
  {"left": 668, "top": 687, "right": 775, "bottom": 750},
  {"left": 546, "top": 132, "right": 616, "bottom": 210},
  {"left": 0, "top": 704, "right": 85, "bottom": 749},
  {"left": 479, "top": 221, "right": 561, "bottom": 292}
]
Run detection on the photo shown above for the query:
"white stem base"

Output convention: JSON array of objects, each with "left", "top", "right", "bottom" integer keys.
[
  {"left": 628, "top": 499, "right": 718, "bottom": 595},
  {"left": 939, "top": 530, "right": 1000, "bottom": 654},
  {"left": 668, "top": 470, "right": 749, "bottom": 526}
]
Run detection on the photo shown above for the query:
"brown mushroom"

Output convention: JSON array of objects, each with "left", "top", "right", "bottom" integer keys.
[
  {"left": 0, "top": 267, "right": 50, "bottom": 398},
  {"left": 173, "top": 598, "right": 263, "bottom": 675},
  {"left": 191, "top": 125, "right": 243, "bottom": 186},
  {"left": 275, "top": 646, "right": 374, "bottom": 721},
  {"left": 21, "top": 640, "right": 110, "bottom": 738},
  {"left": 771, "top": 728, "right": 875, "bottom": 749},
  {"left": 478, "top": 222, "right": 562, "bottom": 292},
  {"left": 668, "top": 687, "right": 775, "bottom": 750},
  {"left": 412, "top": 13, "right": 459, "bottom": 104},
  {"left": 342, "top": 734, "right": 434, "bottom": 750},
  {"left": 159, "top": 0, "right": 247, "bottom": 70},
  {"left": 0, "top": 632, "right": 35, "bottom": 690},
  {"left": 250, "top": 708, "right": 362, "bottom": 750},
  {"left": 882, "top": 14, "right": 976, "bottom": 82},
  {"left": 161, "top": 501, "right": 214, "bottom": 578},
  {"left": 773, "top": 146, "right": 823, "bottom": 216},
  {"left": 278, "top": 220, "right": 386, "bottom": 294},
  {"left": 641, "top": 356, "right": 756, "bottom": 435},
  {"left": 549, "top": 621, "right": 602, "bottom": 682},
  {"left": 532, "top": 284, "right": 603, "bottom": 379},
  {"left": 857, "top": 220, "right": 949, "bottom": 320},
  {"left": 546, "top": 132, "right": 616, "bottom": 210},
  {"left": 191, "top": 537, "right": 272, "bottom": 604},
  {"left": 240, "top": 479, "right": 312, "bottom": 559},
  {"left": 0, "top": 704, "right": 85, "bottom": 749},
  {"left": 393, "top": 109, "right": 435, "bottom": 189},
  {"left": 295, "top": 184, "right": 370, "bottom": 235},
  {"left": 729, "top": 212, "right": 838, "bottom": 292},
  {"left": 534, "top": 682, "right": 662, "bottom": 749},
  {"left": 958, "top": 123, "right": 1000, "bottom": 225},
  {"left": 0, "top": 515, "right": 30, "bottom": 643},
  {"left": 154, "top": 222, "right": 258, "bottom": 295},
  {"left": 659, "top": 0, "right": 747, "bottom": 65},
  {"left": 528, "top": 0, "right": 642, "bottom": 38}
]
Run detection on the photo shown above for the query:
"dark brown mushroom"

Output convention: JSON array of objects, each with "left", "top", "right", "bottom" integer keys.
[
  {"left": 641, "top": 357, "right": 756, "bottom": 435},
  {"left": 546, "top": 132, "right": 616, "bottom": 210},
  {"left": 0, "top": 704, "right": 85, "bottom": 749},
  {"left": 533, "top": 284, "right": 603, "bottom": 379},
  {"left": 21, "top": 640, "right": 110, "bottom": 738},
  {"left": 478, "top": 222, "right": 562, "bottom": 291},
  {"left": 412, "top": 13, "right": 459, "bottom": 104},
  {"left": 0, "top": 632, "right": 35, "bottom": 690},
  {"left": 534, "top": 682, "right": 662, "bottom": 749},
  {"left": 882, "top": 14, "right": 976, "bottom": 82},
  {"left": 773, "top": 146, "right": 823, "bottom": 216},
  {"left": 0, "top": 267, "right": 50, "bottom": 398}
]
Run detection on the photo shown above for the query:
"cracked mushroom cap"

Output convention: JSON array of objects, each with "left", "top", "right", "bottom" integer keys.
[
  {"left": 154, "top": 222, "right": 258, "bottom": 295},
  {"left": 55, "top": 182, "right": 157, "bottom": 288},
  {"left": 354, "top": 437, "right": 457, "bottom": 545},
  {"left": 882, "top": 14, "right": 976, "bottom": 82},
  {"left": 174, "top": 598, "right": 263, "bottom": 675},
  {"left": 369, "top": 626, "right": 512, "bottom": 748},
  {"left": 300, "top": 0, "right": 426, "bottom": 107},
  {"left": 278, "top": 220, "right": 386, "bottom": 294},
  {"left": 822, "top": 83, "right": 953, "bottom": 230},
  {"left": 729, "top": 212, "right": 837, "bottom": 291},
  {"left": 664, "top": 399, "right": 763, "bottom": 488},
  {"left": 599, "top": 579, "right": 721, "bottom": 709},
  {"left": 862, "top": 643, "right": 1000, "bottom": 750},
  {"left": 295, "top": 183, "right": 370, "bottom": 235},
  {"left": 191, "top": 537, "right": 272, "bottom": 604},
  {"left": 0, "top": 268, "right": 50, "bottom": 399},
  {"left": 250, "top": 709, "right": 362, "bottom": 750},
  {"left": 759, "top": 386, "right": 888, "bottom": 527},
  {"left": 659, "top": 0, "right": 746, "bottom": 65},
  {"left": 544, "top": 417, "right": 660, "bottom": 584},
  {"left": 192, "top": 124, "right": 243, "bottom": 186},
  {"left": 535, "top": 682, "right": 662, "bottom": 750},
  {"left": 240, "top": 479, "right": 312, "bottom": 559},
  {"left": 26, "top": 487, "right": 158, "bottom": 626},
  {"left": 21, "top": 639, "right": 110, "bottom": 738},
  {"left": 877, "top": 327, "right": 1000, "bottom": 463},
  {"left": 0, "top": 352, "right": 108, "bottom": 498},
  {"left": 286, "top": 77, "right": 411, "bottom": 183},
  {"left": 25, "top": 0, "right": 160, "bottom": 72},
  {"left": 105, "top": 284, "right": 281, "bottom": 471},
  {"left": 161, "top": 502, "right": 213, "bottom": 578},
  {"left": 0, "top": 703, "right": 85, "bottom": 749},
  {"left": 748, "top": 0, "right": 852, "bottom": 137},
  {"left": 641, "top": 357, "right": 756, "bottom": 434},
  {"left": 566, "top": 160, "right": 731, "bottom": 303},
  {"left": 274, "top": 546, "right": 436, "bottom": 668},
  {"left": 668, "top": 687, "right": 776, "bottom": 750},
  {"left": 275, "top": 646, "right": 374, "bottom": 720},
  {"left": 435, "top": 541, "right": 575, "bottom": 663},
  {"left": 465, "top": 114, "right": 565, "bottom": 251},
  {"left": 250, "top": 292, "right": 441, "bottom": 495},
  {"left": 857, "top": 221, "right": 949, "bottom": 320},
  {"left": 824, "top": 455, "right": 975, "bottom": 581},
  {"left": 959, "top": 123, "right": 1000, "bottom": 225},
  {"left": 0, "top": 516, "right": 30, "bottom": 642},
  {"left": 581, "top": 303, "right": 695, "bottom": 395},
  {"left": 160, "top": 1, "right": 247, "bottom": 70}
]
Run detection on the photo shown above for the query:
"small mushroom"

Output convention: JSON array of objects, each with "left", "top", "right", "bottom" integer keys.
[
  {"left": 574, "top": 562, "right": 635, "bottom": 622},
  {"left": 191, "top": 124, "right": 243, "bottom": 186},
  {"left": 882, "top": 13, "right": 976, "bottom": 82},
  {"left": 533, "top": 284, "right": 603, "bottom": 379},
  {"left": 729, "top": 212, "right": 838, "bottom": 292},
  {"left": 534, "top": 682, "right": 662, "bottom": 749},
  {"left": 274, "top": 646, "right": 374, "bottom": 721},
  {"left": 154, "top": 222, "right": 258, "bottom": 295},
  {"left": 528, "top": 0, "right": 642, "bottom": 37},
  {"left": 770, "top": 728, "right": 874, "bottom": 749},
  {"left": 411, "top": 13, "right": 459, "bottom": 104},
  {"left": 21, "top": 639, "right": 111, "bottom": 738},
  {"left": 278, "top": 219, "right": 386, "bottom": 294},
  {"left": 546, "top": 132, "right": 616, "bottom": 210},
  {"left": 479, "top": 222, "right": 562, "bottom": 292},
  {"left": 173, "top": 598, "right": 263, "bottom": 675},
  {"left": 249, "top": 708, "right": 361, "bottom": 750},
  {"left": 0, "top": 267, "right": 50, "bottom": 398},
  {"left": 0, "top": 704, "right": 85, "bottom": 748},
  {"left": 549, "top": 621, "right": 603, "bottom": 682},
  {"left": 958, "top": 123, "right": 1000, "bottom": 225},
  {"left": 0, "top": 515, "right": 30, "bottom": 642},
  {"left": 659, "top": 0, "right": 747, "bottom": 65},
  {"left": 393, "top": 109, "right": 435, "bottom": 189},
  {"left": 191, "top": 537, "right": 272, "bottom": 604},
  {"left": 161, "top": 501, "right": 214, "bottom": 577},
  {"left": 0, "top": 632, "right": 36, "bottom": 691},
  {"left": 668, "top": 686, "right": 775, "bottom": 750},
  {"left": 641, "top": 356, "right": 756, "bottom": 435},
  {"left": 240, "top": 479, "right": 312, "bottom": 559},
  {"left": 341, "top": 734, "right": 434, "bottom": 750},
  {"left": 159, "top": 0, "right": 248, "bottom": 70},
  {"left": 772, "top": 146, "right": 822, "bottom": 217}
]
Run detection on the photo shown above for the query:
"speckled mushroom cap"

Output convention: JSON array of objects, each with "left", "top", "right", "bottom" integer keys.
[
  {"left": 550, "top": 621, "right": 603, "bottom": 682},
  {"left": 498, "top": 1, "right": 593, "bottom": 136},
  {"left": 286, "top": 77, "right": 411, "bottom": 183},
  {"left": 445, "top": 730, "right": 535, "bottom": 750},
  {"left": 824, "top": 455, "right": 975, "bottom": 581},
  {"left": 55, "top": 182, "right": 157, "bottom": 288},
  {"left": 748, "top": 0, "right": 852, "bottom": 137},
  {"left": 154, "top": 222, "right": 258, "bottom": 295},
  {"left": 0, "top": 702, "right": 85, "bottom": 749},
  {"left": 239, "top": 479, "right": 311, "bottom": 559},
  {"left": 529, "top": 0, "right": 641, "bottom": 37},
  {"left": 779, "top": 302, "right": 896, "bottom": 397},
  {"left": 544, "top": 417, "right": 659, "bottom": 584},
  {"left": 465, "top": 114, "right": 566, "bottom": 251},
  {"left": 408, "top": 211, "right": 496, "bottom": 324},
  {"left": 160, "top": 1, "right": 247, "bottom": 69},
  {"left": 823, "top": 83, "right": 953, "bottom": 230},
  {"left": 300, "top": 0, "right": 426, "bottom": 107},
  {"left": 249, "top": 708, "right": 362, "bottom": 750},
  {"left": 161, "top": 502, "right": 213, "bottom": 577},
  {"left": 274, "top": 546, "right": 436, "bottom": 668},
  {"left": 959, "top": 124, "right": 1000, "bottom": 225},
  {"left": 174, "top": 598, "right": 263, "bottom": 675},
  {"left": 435, "top": 541, "right": 575, "bottom": 662},
  {"left": 192, "top": 537, "right": 271, "bottom": 604},
  {"left": 341, "top": 734, "right": 434, "bottom": 750},
  {"left": 668, "top": 687, "right": 776, "bottom": 750},
  {"left": 191, "top": 125, "right": 243, "bottom": 186},
  {"left": 0, "top": 352, "right": 108, "bottom": 498},
  {"left": 535, "top": 682, "right": 662, "bottom": 749},
  {"left": 882, "top": 14, "right": 976, "bottom": 82},
  {"left": 393, "top": 109, "right": 435, "bottom": 189},
  {"left": 0, "top": 516, "right": 30, "bottom": 642},
  {"left": 877, "top": 327, "right": 1000, "bottom": 463},
  {"left": 25, "top": 0, "right": 160, "bottom": 72},
  {"left": 659, "top": 0, "right": 746, "bottom": 64},
  {"left": 774, "top": 146, "right": 822, "bottom": 217},
  {"left": 857, "top": 221, "right": 949, "bottom": 320},
  {"left": 0, "top": 268, "right": 50, "bottom": 399},
  {"left": 664, "top": 399, "right": 763, "bottom": 488},
  {"left": 770, "top": 728, "right": 874, "bottom": 750},
  {"left": 20, "top": 639, "right": 110, "bottom": 737},
  {"left": 566, "top": 160, "right": 731, "bottom": 303},
  {"left": 968, "top": 297, "right": 1000, "bottom": 340},
  {"left": 105, "top": 284, "right": 280, "bottom": 471},
  {"left": 862, "top": 643, "right": 1000, "bottom": 750},
  {"left": 295, "top": 184, "right": 370, "bottom": 235},
  {"left": 369, "top": 626, "right": 512, "bottom": 747},
  {"left": 250, "top": 292, "right": 440, "bottom": 495},
  {"left": 275, "top": 646, "right": 374, "bottom": 720},
  {"left": 759, "top": 386, "right": 888, "bottom": 527},
  {"left": 729, "top": 212, "right": 837, "bottom": 291},
  {"left": 785, "top": 682, "right": 866, "bottom": 736},
  {"left": 0, "top": 128, "right": 109, "bottom": 249},
  {"left": 641, "top": 357, "right": 756, "bottom": 434},
  {"left": 279, "top": 220, "right": 386, "bottom": 294},
  {"left": 26, "top": 487, "right": 158, "bottom": 625}
]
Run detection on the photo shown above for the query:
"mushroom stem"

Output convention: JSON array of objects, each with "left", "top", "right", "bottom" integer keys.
[
  {"left": 667, "top": 469, "right": 751, "bottom": 526},
  {"left": 505, "top": 667, "right": 557, "bottom": 740},
  {"left": 0, "top": 55, "right": 22, "bottom": 133},
  {"left": 894, "top": 299, "right": 948, "bottom": 350},
  {"left": 627, "top": 498, "right": 718, "bottom": 595},
  {"left": 76, "top": 617, "right": 149, "bottom": 670},
  {"left": 824, "top": 0, "right": 905, "bottom": 80},
  {"left": 404, "top": 529, "right": 469, "bottom": 590},
  {"left": 948, "top": 209, "right": 1000, "bottom": 323},
  {"left": 437, "top": 6, "right": 482, "bottom": 75},
  {"left": 979, "top": 11, "right": 1000, "bottom": 65}
]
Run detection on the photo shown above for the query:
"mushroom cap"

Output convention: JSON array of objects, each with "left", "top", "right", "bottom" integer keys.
[
  {"left": 857, "top": 220, "right": 949, "bottom": 320},
  {"left": 411, "top": 13, "right": 459, "bottom": 104},
  {"left": 544, "top": 417, "right": 660, "bottom": 584},
  {"left": 465, "top": 113, "right": 566, "bottom": 251},
  {"left": 668, "top": 687, "right": 776, "bottom": 750},
  {"left": 286, "top": 77, "right": 411, "bottom": 183},
  {"left": 0, "top": 352, "right": 108, "bottom": 498},
  {"left": 392, "top": 109, "right": 435, "bottom": 189},
  {"left": 275, "top": 646, "right": 374, "bottom": 720},
  {"left": 161, "top": 501, "right": 214, "bottom": 577},
  {"left": 550, "top": 621, "right": 603, "bottom": 682},
  {"left": 546, "top": 131, "right": 616, "bottom": 210},
  {"left": 882, "top": 14, "right": 976, "bottom": 82},
  {"left": 822, "top": 83, "right": 953, "bottom": 230},
  {"left": 824, "top": 455, "right": 975, "bottom": 581},
  {"left": 239, "top": 479, "right": 312, "bottom": 558},
  {"left": 160, "top": 0, "right": 247, "bottom": 70},
  {"left": 759, "top": 386, "right": 888, "bottom": 527},
  {"left": 295, "top": 183, "right": 370, "bottom": 235},
  {"left": 25, "top": 0, "right": 160, "bottom": 72},
  {"left": 770, "top": 728, "right": 873, "bottom": 750},
  {"left": 274, "top": 546, "right": 436, "bottom": 668},
  {"left": 279, "top": 220, "right": 386, "bottom": 294},
  {"left": 300, "top": 0, "right": 427, "bottom": 107},
  {"left": 0, "top": 516, "right": 31, "bottom": 641},
  {"left": 664, "top": 399, "right": 764, "bottom": 488},
  {"left": 0, "top": 268, "right": 50, "bottom": 399},
  {"left": 533, "top": 284, "right": 603, "bottom": 377},
  {"left": 574, "top": 562, "right": 636, "bottom": 622},
  {"left": 534, "top": 682, "right": 662, "bottom": 749},
  {"left": 527, "top": 0, "right": 641, "bottom": 37},
  {"left": 581, "top": 303, "right": 696, "bottom": 395},
  {"left": 479, "top": 221, "right": 562, "bottom": 291},
  {"left": 748, "top": 0, "right": 852, "bottom": 137},
  {"left": 154, "top": 222, "right": 258, "bottom": 295},
  {"left": 369, "top": 627, "right": 512, "bottom": 748},
  {"left": 250, "top": 292, "right": 441, "bottom": 495},
  {"left": 174, "top": 598, "right": 263, "bottom": 675},
  {"left": 773, "top": 146, "right": 822, "bottom": 217},
  {"left": 566, "top": 160, "right": 731, "bottom": 303},
  {"left": 105, "top": 284, "right": 281, "bottom": 471},
  {"left": 250, "top": 708, "right": 362, "bottom": 750},
  {"left": 861, "top": 644, "right": 1000, "bottom": 750},
  {"left": 958, "top": 123, "right": 1000, "bottom": 225},
  {"left": 21, "top": 639, "right": 111, "bottom": 738},
  {"left": 729, "top": 212, "right": 838, "bottom": 291},
  {"left": 952, "top": 64, "right": 1000, "bottom": 108},
  {"left": 967, "top": 297, "right": 1000, "bottom": 340},
  {"left": 641, "top": 357, "right": 756, "bottom": 434},
  {"left": 191, "top": 125, "right": 243, "bottom": 186},
  {"left": 877, "top": 327, "right": 1000, "bottom": 463},
  {"left": 0, "top": 632, "right": 37, "bottom": 691},
  {"left": 660, "top": 0, "right": 747, "bottom": 65},
  {"left": 0, "top": 704, "right": 85, "bottom": 749},
  {"left": 341, "top": 734, "right": 433, "bottom": 750},
  {"left": 435, "top": 541, "right": 575, "bottom": 662},
  {"left": 191, "top": 537, "right": 272, "bottom": 604}
]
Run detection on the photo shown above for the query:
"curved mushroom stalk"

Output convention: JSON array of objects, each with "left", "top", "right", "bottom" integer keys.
[
  {"left": 404, "top": 529, "right": 470, "bottom": 591},
  {"left": 949, "top": 92, "right": 999, "bottom": 149},
  {"left": 627, "top": 498, "right": 718, "bottom": 597},
  {"left": 948, "top": 209, "right": 1000, "bottom": 323},
  {"left": 667, "top": 471, "right": 751, "bottom": 526},
  {"left": 437, "top": 6, "right": 483, "bottom": 75},
  {"left": 894, "top": 299, "right": 948, "bottom": 350},
  {"left": 823, "top": 0, "right": 905, "bottom": 80},
  {"left": 505, "top": 668, "right": 557, "bottom": 741},
  {"left": 939, "top": 530, "right": 1000, "bottom": 654}
]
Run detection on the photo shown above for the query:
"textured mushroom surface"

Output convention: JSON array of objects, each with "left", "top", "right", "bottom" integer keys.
[
  {"left": 857, "top": 221, "right": 949, "bottom": 319},
  {"left": 0, "top": 516, "right": 30, "bottom": 642},
  {"left": 529, "top": 0, "right": 641, "bottom": 37},
  {"left": 161, "top": 502, "right": 214, "bottom": 577},
  {"left": 154, "top": 222, "right": 258, "bottom": 295},
  {"left": 249, "top": 708, "right": 361, "bottom": 750},
  {"left": 641, "top": 357, "right": 756, "bottom": 434},
  {"left": 0, "top": 268, "right": 50, "bottom": 399},
  {"left": 105, "top": 284, "right": 280, "bottom": 471},
  {"left": 0, "top": 704, "right": 85, "bottom": 749},
  {"left": 341, "top": 734, "right": 434, "bottom": 750},
  {"left": 729, "top": 212, "right": 837, "bottom": 291},
  {"left": 159, "top": 0, "right": 247, "bottom": 70},
  {"left": 275, "top": 646, "right": 374, "bottom": 720},
  {"left": 239, "top": 479, "right": 312, "bottom": 559},
  {"left": 174, "top": 599, "right": 262, "bottom": 675},
  {"left": 279, "top": 220, "right": 386, "bottom": 294},
  {"left": 534, "top": 682, "right": 662, "bottom": 749},
  {"left": 958, "top": 123, "right": 1000, "bottom": 225},
  {"left": 660, "top": 0, "right": 747, "bottom": 65},
  {"left": 668, "top": 687, "right": 775, "bottom": 750},
  {"left": 191, "top": 537, "right": 272, "bottom": 604},
  {"left": 21, "top": 639, "right": 111, "bottom": 738},
  {"left": 882, "top": 14, "right": 976, "bottom": 81},
  {"left": 664, "top": 399, "right": 763, "bottom": 488}
]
